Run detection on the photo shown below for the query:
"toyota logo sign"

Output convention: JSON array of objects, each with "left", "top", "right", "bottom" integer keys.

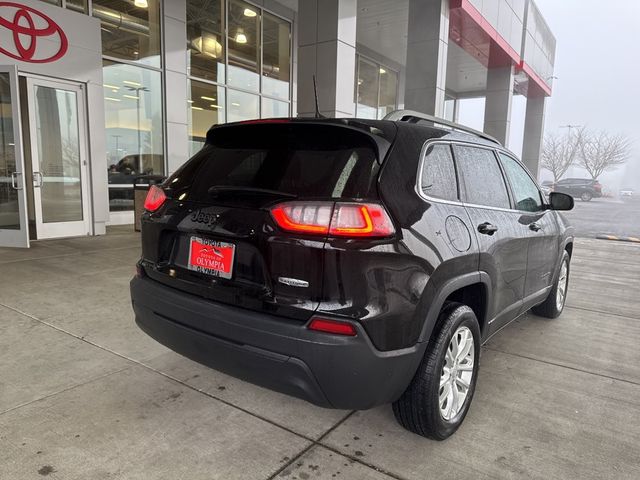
[{"left": 0, "top": 2, "right": 68, "bottom": 63}]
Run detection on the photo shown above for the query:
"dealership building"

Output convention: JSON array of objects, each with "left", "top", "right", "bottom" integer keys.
[{"left": 0, "top": 0, "right": 555, "bottom": 247}]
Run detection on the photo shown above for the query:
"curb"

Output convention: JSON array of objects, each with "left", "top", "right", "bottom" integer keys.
[{"left": 596, "top": 234, "right": 640, "bottom": 244}]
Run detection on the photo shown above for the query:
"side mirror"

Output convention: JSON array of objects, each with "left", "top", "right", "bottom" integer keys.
[{"left": 549, "top": 192, "right": 574, "bottom": 211}]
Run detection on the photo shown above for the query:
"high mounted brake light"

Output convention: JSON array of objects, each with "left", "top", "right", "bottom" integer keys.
[
  {"left": 144, "top": 185, "right": 167, "bottom": 212},
  {"left": 270, "top": 202, "right": 395, "bottom": 238}
]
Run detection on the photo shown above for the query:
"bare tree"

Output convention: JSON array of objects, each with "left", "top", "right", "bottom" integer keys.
[
  {"left": 541, "top": 129, "right": 582, "bottom": 182},
  {"left": 578, "top": 131, "right": 632, "bottom": 179}
]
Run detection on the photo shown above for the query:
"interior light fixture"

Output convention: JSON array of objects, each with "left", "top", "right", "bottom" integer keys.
[
  {"left": 123, "top": 80, "right": 141, "bottom": 87},
  {"left": 379, "top": 67, "right": 386, "bottom": 74},
  {"left": 187, "top": 100, "right": 194, "bottom": 103},
  {"left": 231, "top": 102, "right": 240, "bottom": 107},
  {"left": 123, "top": 94, "right": 140, "bottom": 100},
  {"left": 191, "top": 106, "right": 204, "bottom": 111},
  {"left": 201, "top": 96, "right": 217, "bottom": 101},
  {"left": 105, "top": 97, "right": 121, "bottom": 102},
  {"left": 243, "top": 8, "right": 257, "bottom": 17},
  {"left": 134, "top": 0, "right": 148, "bottom": 8},
  {"left": 210, "top": 104, "right": 222, "bottom": 109},
  {"left": 103, "top": 84, "right": 120, "bottom": 90},
  {"left": 235, "top": 30, "right": 247, "bottom": 44}
]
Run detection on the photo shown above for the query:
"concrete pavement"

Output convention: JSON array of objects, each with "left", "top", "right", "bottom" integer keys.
[{"left": 1, "top": 226, "right": 639, "bottom": 479}]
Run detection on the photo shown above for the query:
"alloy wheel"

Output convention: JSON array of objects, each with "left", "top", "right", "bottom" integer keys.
[
  {"left": 439, "top": 326, "right": 474, "bottom": 421},
  {"left": 556, "top": 259, "right": 569, "bottom": 311}
]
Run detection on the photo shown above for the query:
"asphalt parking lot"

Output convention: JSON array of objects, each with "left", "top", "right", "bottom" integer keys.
[
  {"left": 1, "top": 226, "right": 639, "bottom": 479},
  {"left": 562, "top": 195, "right": 640, "bottom": 238}
]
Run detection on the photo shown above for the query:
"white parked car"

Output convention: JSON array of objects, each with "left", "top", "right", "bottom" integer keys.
[{"left": 620, "top": 188, "right": 634, "bottom": 197}]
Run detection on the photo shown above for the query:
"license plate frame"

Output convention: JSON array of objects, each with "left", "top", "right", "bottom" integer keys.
[{"left": 187, "top": 236, "right": 235, "bottom": 279}]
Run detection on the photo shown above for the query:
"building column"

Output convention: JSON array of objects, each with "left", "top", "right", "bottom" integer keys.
[
  {"left": 296, "top": 0, "right": 357, "bottom": 117},
  {"left": 483, "top": 66, "right": 514, "bottom": 145},
  {"left": 522, "top": 96, "right": 547, "bottom": 177},
  {"left": 404, "top": 0, "right": 449, "bottom": 117},
  {"left": 162, "top": 0, "right": 189, "bottom": 174}
]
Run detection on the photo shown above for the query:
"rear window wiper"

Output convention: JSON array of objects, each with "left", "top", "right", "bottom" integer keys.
[{"left": 207, "top": 185, "right": 298, "bottom": 199}]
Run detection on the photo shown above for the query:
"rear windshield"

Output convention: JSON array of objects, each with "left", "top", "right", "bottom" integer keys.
[{"left": 167, "top": 123, "right": 380, "bottom": 202}]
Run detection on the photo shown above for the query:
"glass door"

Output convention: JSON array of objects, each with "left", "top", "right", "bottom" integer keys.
[
  {"left": 26, "top": 78, "right": 90, "bottom": 240},
  {"left": 0, "top": 65, "right": 29, "bottom": 248}
]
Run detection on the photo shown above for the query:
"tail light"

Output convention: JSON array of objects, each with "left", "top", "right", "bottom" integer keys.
[
  {"left": 144, "top": 185, "right": 166, "bottom": 212},
  {"left": 308, "top": 317, "right": 357, "bottom": 336},
  {"left": 270, "top": 202, "right": 395, "bottom": 238}
]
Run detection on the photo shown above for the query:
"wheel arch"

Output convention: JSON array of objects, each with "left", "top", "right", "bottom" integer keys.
[{"left": 418, "top": 272, "right": 493, "bottom": 344}]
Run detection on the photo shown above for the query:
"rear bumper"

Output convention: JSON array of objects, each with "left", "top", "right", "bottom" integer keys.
[{"left": 130, "top": 276, "right": 424, "bottom": 409}]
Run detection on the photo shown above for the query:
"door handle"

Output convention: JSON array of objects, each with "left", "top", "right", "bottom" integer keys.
[
  {"left": 529, "top": 222, "right": 542, "bottom": 232},
  {"left": 478, "top": 222, "right": 498, "bottom": 235},
  {"left": 10, "top": 171, "right": 22, "bottom": 190},
  {"left": 33, "top": 171, "right": 43, "bottom": 188}
]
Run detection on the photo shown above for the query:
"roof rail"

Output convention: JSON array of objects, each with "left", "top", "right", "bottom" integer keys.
[{"left": 383, "top": 109, "right": 501, "bottom": 145}]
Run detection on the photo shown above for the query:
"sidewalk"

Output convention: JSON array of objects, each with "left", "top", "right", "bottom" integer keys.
[{"left": 1, "top": 227, "right": 639, "bottom": 479}]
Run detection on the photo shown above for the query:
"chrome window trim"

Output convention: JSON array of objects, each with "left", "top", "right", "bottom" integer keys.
[{"left": 415, "top": 138, "right": 548, "bottom": 215}]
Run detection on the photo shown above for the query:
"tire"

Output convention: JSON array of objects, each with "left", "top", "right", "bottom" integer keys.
[
  {"left": 392, "top": 303, "right": 480, "bottom": 440},
  {"left": 580, "top": 191, "right": 592, "bottom": 202},
  {"left": 532, "top": 251, "right": 570, "bottom": 319}
]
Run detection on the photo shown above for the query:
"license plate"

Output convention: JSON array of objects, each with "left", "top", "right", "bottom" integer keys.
[{"left": 187, "top": 236, "right": 235, "bottom": 279}]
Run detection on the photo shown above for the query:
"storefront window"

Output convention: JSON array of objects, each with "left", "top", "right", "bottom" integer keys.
[
  {"left": 0, "top": 73, "right": 19, "bottom": 230},
  {"left": 356, "top": 57, "right": 379, "bottom": 119},
  {"left": 227, "top": 89, "right": 259, "bottom": 122},
  {"left": 262, "top": 13, "right": 291, "bottom": 100},
  {"left": 261, "top": 97, "right": 289, "bottom": 118},
  {"left": 103, "top": 60, "right": 163, "bottom": 212},
  {"left": 228, "top": 0, "right": 260, "bottom": 92},
  {"left": 93, "top": 0, "right": 162, "bottom": 68},
  {"left": 189, "top": 80, "right": 226, "bottom": 155},
  {"left": 187, "top": 0, "right": 225, "bottom": 84},
  {"left": 378, "top": 68, "right": 398, "bottom": 119},
  {"left": 356, "top": 56, "right": 398, "bottom": 119}
]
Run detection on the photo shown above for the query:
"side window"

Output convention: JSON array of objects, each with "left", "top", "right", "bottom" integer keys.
[
  {"left": 453, "top": 145, "right": 510, "bottom": 209},
  {"left": 420, "top": 144, "right": 458, "bottom": 201},
  {"left": 499, "top": 153, "right": 543, "bottom": 212}
]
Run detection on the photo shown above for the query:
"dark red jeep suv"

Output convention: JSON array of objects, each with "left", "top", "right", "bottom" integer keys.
[{"left": 130, "top": 112, "right": 574, "bottom": 439}]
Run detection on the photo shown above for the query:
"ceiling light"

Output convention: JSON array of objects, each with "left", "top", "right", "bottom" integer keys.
[
  {"left": 235, "top": 31, "right": 247, "bottom": 44},
  {"left": 123, "top": 94, "right": 140, "bottom": 100},
  {"left": 187, "top": 100, "right": 194, "bottom": 103},
  {"left": 379, "top": 67, "right": 386, "bottom": 74},
  {"left": 210, "top": 104, "right": 222, "bottom": 109},
  {"left": 201, "top": 96, "right": 217, "bottom": 101},
  {"left": 191, "top": 106, "right": 204, "bottom": 111},
  {"left": 105, "top": 97, "right": 121, "bottom": 102},
  {"left": 231, "top": 102, "right": 240, "bottom": 107},
  {"left": 193, "top": 33, "right": 222, "bottom": 58},
  {"left": 123, "top": 80, "right": 141, "bottom": 87},
  {"left": 243, "top": 8, "right": 257, "bottom": 17},
  {"left": 134, "top": 0, "right": 148, "bottom": 8},
  {"left": 103, "top": 84, "right": 119, "bottom": 89}
]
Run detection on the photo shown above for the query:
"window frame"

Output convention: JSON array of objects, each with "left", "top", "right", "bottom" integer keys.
[
  {"left": 496, "top": 151, "right": 546, "bottom": 213},
  {"left": 416, "top": 139, "right": 547, "bottom": 214},
  {"left": 416, "top": 141, "right": 460, "bottom": 203},
  {"left": 451, "top": 143, "right": 514, "bottom": 211}
]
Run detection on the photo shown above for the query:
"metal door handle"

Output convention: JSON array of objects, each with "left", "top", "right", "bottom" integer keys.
[
  {"left": 33, "top": 171, "right": 43, "bottom": 187},
  {"left": 10, "top": 171, "right": 22, "bottom": 190},
  {"left": 478, "top": 222, "right": 498, "bottom": 235},
  {"left": 529, "top": 222, "right": 542, "bottom": 232}
]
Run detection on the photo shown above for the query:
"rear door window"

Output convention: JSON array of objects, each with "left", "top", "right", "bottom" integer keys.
[
  {"left": 420, "top": 143, "right": 458, "bottom": 201},
  {"left": 498, "top": 153, "right": 543, "bottom": 212},
  {"left": 453, "top": 145, "right": 511, "bottom": 209},
  {"left": 168, "top": 123, "right": 380, "bottom": 202}
]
